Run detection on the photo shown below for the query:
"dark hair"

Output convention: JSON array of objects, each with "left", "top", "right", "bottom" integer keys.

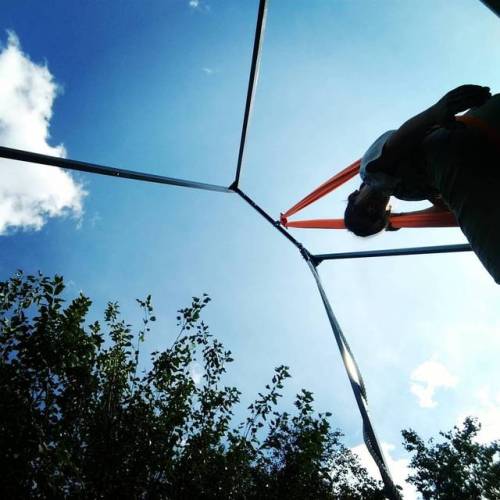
[{"left": 344, "top": 189, "right": 389, "bottom": 237}]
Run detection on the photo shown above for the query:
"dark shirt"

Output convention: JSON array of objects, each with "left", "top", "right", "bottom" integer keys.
[{"left": 360, "top": 130, "right": 439, "bottom": 201}]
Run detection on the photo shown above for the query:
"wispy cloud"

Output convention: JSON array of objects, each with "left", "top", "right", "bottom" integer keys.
[
  {"left": 410, "top": 360, "right": 458, "bottom": 408},
  {"left": 0, "top": 31, "right": 85, "bottom": 234},
  {"left": 89, "top": 212, "right": 102, "bottom": 228},
  {"left": 188, "top": 0, "right": 210, "bottom": 12},
  {"left": 202, "top": 67, "right": 214, "bottom": 75},
  {"left": 351, "top": 442, "right": 418, "bottom": 500}
]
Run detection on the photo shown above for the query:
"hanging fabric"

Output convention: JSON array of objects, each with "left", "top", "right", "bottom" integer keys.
[
  {"left": 280, "top": 159, "right": 455, "bottom": 230},
  {"left": 280, "top": 114, "right": 500, "bottom": 231}
]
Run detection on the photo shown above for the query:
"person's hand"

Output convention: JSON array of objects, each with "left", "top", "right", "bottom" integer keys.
[
  {"left": 432, "top": 84, "right": 491, "bottom": 129},
  {"left": 385, "top": 221, "right": 400, "bottom": 231}
]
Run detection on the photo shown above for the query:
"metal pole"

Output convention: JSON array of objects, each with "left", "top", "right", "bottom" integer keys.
[
  {"left": 233, "top": 0, "right": 268, "bottom": 187},
  {"left": 232, "top": 187, "right": 309, "bottom": 256},
  {"left": 306, "top": 259, "right": 402, "bottom": 500},
  {"left": 0, "top": 146, "right": 233, "bottom": 193},
  {"left": 314, "top": 243, "right": 471, "bottom": 264}
]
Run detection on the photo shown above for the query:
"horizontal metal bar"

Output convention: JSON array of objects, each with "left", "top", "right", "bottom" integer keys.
[
  {"left": 314, "top": 243, "right": 472, "bottom": 263},
  {"left": 0, "top": 146, "right": 233, "bottom": 193}
]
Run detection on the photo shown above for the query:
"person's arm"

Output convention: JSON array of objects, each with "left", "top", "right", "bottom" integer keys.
[
  {"left": 386, "top": 203, "right": 446, "bottom": 231},
  {"left": 381, "top": 85, "right": 491, "bottom": 170},
  {"left": 391, "top": 204, "right": 445, "bottom": 218}
]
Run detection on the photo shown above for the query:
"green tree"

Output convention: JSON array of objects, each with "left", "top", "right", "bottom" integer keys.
[
  {"left": 0, "top": 272, "right": 383, "bottom": 499},
  {"left": 402, "top": 417, "right": 500, "bottom": 499}
]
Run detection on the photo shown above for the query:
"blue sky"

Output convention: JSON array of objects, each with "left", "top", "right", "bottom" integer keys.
[{"left": 1, "top": 1, "right": 499, "bottom": 495}]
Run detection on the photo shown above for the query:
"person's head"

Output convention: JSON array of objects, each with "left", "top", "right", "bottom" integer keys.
[{"left": 344, "top": 183, "right": 391, "bottom": 237}]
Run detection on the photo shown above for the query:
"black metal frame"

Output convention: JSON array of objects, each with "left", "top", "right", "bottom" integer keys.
[{"left": 2, "top": 1, "right": 496, "bottom": 498}]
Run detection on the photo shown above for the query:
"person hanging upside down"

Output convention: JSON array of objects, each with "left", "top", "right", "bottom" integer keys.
[{"left": 344, "top": 84, "right": 500, "bottom": 283}]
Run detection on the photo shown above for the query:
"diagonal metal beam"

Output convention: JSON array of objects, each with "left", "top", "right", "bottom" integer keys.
[
  {"left": 313, "top": 243, "right": 472, "bottom": 264},
  {"left": 479, "top": 0, "right": 500, "bottom": 16},
  {"left": 232, "top": 186, "right": 308, "bottom": 255},
  {"left": 234, "top": 186, "right": 402, "bottom": 497},
  {"left": 0, "top": 146, "right": 232, "bottom": 193},
  {"left": 232, "top": 0, "right": 268, "bottom": 188},
  {"left": 306, "top": 259, "right": 402, "bottom": 500}
]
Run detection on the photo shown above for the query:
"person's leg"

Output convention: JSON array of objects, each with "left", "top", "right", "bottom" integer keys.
[{"left": 423, "top": 127, "right": 500, "bottom": 283}]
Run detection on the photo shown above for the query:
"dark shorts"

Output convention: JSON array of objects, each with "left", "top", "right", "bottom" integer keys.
[{"left": 423, "top": 124, "right": 500, "bottom": 283}]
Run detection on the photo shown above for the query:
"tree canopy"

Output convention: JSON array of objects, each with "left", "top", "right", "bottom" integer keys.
[
  {"left": 402, "top": 417, "right": 500, "bottom": 499},
  {"left": 0, "top": 272, "right": 383, "bottom": 499},
  {"left": 1, "top": 272, "right": 499, "bottom": 499}
]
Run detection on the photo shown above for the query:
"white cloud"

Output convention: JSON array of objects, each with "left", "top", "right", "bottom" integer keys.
[
  {"left": 202, "top": 67, "right": 213, "bottom": 75},
  {"left": 189, "top": 0, "right": 200, "bottom": 8},
  {"left": 351, "top": 442, "right": 418, "bottom": 500},
  {"left": 458, "top": 386, "right": 500, "bottom": 443},
  {"left": 0, "top": 31, "right": 85, "bottom": 234},
  {"left": 410, "top": 360, "right": 458, "bottom": 408}
]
